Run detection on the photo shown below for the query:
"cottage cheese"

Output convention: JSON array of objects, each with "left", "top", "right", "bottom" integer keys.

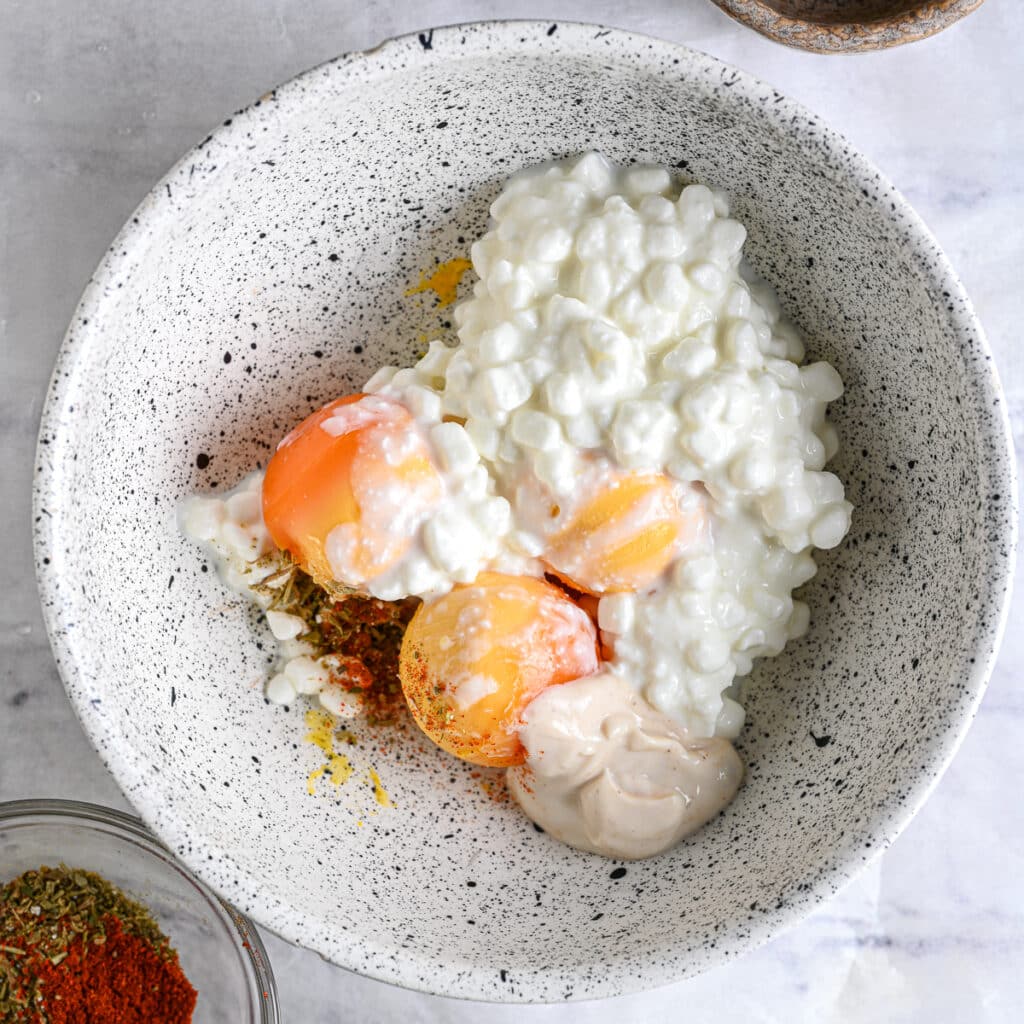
[
  {"left": 181, "top": 474, "right": 355, "bottom": 715},
  {"left": 370, "top": 152, "right": 852, "bottom": 740}
]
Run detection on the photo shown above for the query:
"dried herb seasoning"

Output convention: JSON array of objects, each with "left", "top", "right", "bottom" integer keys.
[
  {"left": 0, "top": 865, "right": 197, "bottom": 1023},
  {"left": 255, "top": 557, "right": 419, "bottom": 724}
]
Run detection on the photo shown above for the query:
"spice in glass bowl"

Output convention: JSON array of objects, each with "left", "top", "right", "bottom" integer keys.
[{"left": 0, "top": 864, "right": 197, "bottom": 1023}]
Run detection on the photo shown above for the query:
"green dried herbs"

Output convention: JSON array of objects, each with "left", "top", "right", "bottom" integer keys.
[{"left": 0, "top": 865, "right": 196, "bottom": 1022}]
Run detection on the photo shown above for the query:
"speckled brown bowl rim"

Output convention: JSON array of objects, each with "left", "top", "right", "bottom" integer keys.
[{"left": 710, "top": 0, "right": 986, "bottom": 53}]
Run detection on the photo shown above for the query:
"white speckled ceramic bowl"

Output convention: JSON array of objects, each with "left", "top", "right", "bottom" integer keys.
[{"left": 34, "top": 21, "right": 1015, "bottom": 1003}]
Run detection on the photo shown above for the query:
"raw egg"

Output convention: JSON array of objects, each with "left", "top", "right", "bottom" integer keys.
[
  {"left": 543, "top": 471, "right": 706, "bottom": 595},
  {"left": 399, "top": 572, "right": 600, "bottom": 767},
  {"left": 262, "top": 394, "right": 442, "bottom": 589}
]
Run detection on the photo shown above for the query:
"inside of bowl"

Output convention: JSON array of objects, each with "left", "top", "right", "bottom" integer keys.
[
  {"left": 36, "top": 24, "right": 1010, "bottom": 1000},
  {"left": 758, "top": 1, "right": 924, "bottom": 25}
]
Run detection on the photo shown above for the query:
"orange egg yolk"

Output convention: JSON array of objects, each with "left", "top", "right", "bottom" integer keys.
[
  {"left": 262, "top": 394, "right": 442, "bottom": 589},
  {"left": 399, "top": 572, "right": 600, "bottom": 767},
  {"left": 543, "top": 472, "right": 706, "bottom": 595}
]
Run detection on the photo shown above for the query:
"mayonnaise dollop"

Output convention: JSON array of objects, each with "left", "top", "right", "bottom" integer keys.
[{"left": 507, "top": 673, "right": 743, "bottom": 859}]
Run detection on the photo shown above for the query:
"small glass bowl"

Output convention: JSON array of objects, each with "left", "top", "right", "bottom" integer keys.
[{"left": 0, "top": 798, "right": 279, "bottom": 1023}]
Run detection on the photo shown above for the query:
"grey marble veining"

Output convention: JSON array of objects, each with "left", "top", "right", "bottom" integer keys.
[{"left": 2, "top": 1, "right": 1022, "bottom": 1021}]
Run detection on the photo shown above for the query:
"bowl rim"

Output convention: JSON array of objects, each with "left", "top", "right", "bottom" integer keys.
[
  {"left": 0, "top": 797, "right": 281, "bottom": 1023},
  {"left": 709, "top": 0, "right": 987, "bottom": 54},
  {"left": 32, "top": 18, "right": 1017, "bottom": 1003}
]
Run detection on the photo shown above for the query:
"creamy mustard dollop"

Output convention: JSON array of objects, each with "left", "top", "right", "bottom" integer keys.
[{"left": 507, "top": 673, "right": 743, "bottom": 859}]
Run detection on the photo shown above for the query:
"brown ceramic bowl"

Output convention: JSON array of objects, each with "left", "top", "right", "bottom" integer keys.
[{"left": 709, "top": 0, "right": 985, "bottom": 53}]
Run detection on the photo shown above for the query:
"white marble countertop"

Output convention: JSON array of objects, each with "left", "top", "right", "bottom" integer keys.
[{"left": 2, "top": 1, "right": 1021, "bottom": 1020}]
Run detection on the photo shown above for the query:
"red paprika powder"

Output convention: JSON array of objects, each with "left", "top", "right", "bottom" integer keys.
[{"left": 0, "top": 866, "right": 197, "bottom": 1023}]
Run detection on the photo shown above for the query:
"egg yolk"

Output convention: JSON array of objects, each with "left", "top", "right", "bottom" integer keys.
[
  {"left": 262, "top": 394, "right": 442, "bottom": 589},
  {"left": 543, "top": 472, "right": 706, "bottom": 595},
  {"left": 399, "top": 572, "right": 600, "bottom": 767}
]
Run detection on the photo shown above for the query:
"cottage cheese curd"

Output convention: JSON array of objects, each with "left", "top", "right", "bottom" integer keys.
[
  {"left": 370, "top": 153, "right": 851, "bottom": 743},
  {"left": 181, "top": 475, "right": 338, "bottom": 711}
]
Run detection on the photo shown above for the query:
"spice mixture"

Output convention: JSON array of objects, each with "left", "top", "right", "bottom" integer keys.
[
  {"left": 0, "top": 866, "right": 197, "bottom": 1023},
  {"left": 256, "top": 559, "right": 419, "bottom": 725}
]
